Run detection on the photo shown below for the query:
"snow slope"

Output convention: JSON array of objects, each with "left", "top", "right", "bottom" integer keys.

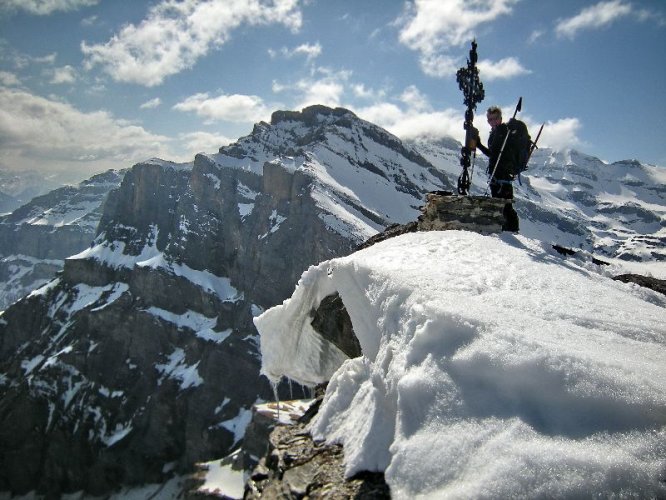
[{"left": 256, "top": 231, "right": 666, "bottom": 498}]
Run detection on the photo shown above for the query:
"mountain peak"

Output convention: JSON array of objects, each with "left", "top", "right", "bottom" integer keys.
[{"left": 270, "top": 105, "right": 357, "bottom": 127}]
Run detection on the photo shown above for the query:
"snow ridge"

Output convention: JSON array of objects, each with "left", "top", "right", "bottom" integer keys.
[{"left": 256, "top": 231, "right": 666, "bottom": 498}]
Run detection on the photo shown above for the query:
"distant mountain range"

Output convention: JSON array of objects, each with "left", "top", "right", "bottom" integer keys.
[
  {"left": 0, "top": 105, "right": 663, "bottom": 497},
  {"left": 0, "top": 170, "right": 124, "bottom": 311},
  {"left": 0, "top": 169, "right": 74, "bottom": 214}
]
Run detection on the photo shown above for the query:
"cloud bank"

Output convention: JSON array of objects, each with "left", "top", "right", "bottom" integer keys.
[{"left": 0, "top": 88, "right": 171, "bottom": 173}]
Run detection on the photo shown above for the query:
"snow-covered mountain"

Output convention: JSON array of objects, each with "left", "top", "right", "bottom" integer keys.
[
  {"left": 414, "top": 140, "right": 666, "bottom": 273},
  {"left": 256, "top": 230, "right": 666, "bottom": 498},
  {"left": 0, "top": 104, "right": 663, "bottom": 497},
  {"left": 0, "top": 106, "right": 451, "bottom": 496},
  {"left": 0, "top": 169, "right": 124, "bottom": 311},
  {"left": 0, "top": 168, "right": 68, "bottom": 214}
]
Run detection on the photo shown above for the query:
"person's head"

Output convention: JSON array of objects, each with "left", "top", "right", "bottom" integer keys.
[{"left": 486, "top": 106, "right": 502, "bottom": 128}]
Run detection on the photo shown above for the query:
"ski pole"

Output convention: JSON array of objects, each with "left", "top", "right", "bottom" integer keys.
[{"left": 527, "top": 123, "right": 545, "bottom": 163}]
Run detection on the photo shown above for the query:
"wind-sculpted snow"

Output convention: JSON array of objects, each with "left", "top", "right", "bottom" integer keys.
[{"left": 255, "top": 231, "right": 666, "bottom": 498}]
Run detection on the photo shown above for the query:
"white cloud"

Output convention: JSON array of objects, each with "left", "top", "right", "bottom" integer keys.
[
  {"left": 387, "top": 109, "right": 463, "bottom": 143},
  {"left": 351, "top": 83, "right": 386, "bottom": 101},
  {"left": 0, "top": 88, "right": 172, "bottom": 173},
  {"left": 537, "top": 117, "right": 583, "bottom": 151},
  {"left": 528, "top": 29, "right": 545, "bottom": 44},
  {"left": 32, "top": 53, "right": 58, "bottom": 65},
  {"left": 477, "top": 57, "right": 531, "bottom": 81},
  {"left": 179, "top": 131, "right": 234, "bottom": 155},
  {"left": 81, "top": 14, "right": 98, "bottom": 27},
  {"left": 0, "top": 0, "right": 98, "bottom": 15},
  {"left": 355, "top": 102, "right": 404, "bottom": 127},
  {"left": 299, "top": 80, "right": 345, "bottom": 108},
  {"left": 173, "top": 92, "right": 270, "bottom": 123},
  {"left": 7, "top": 51, "right": 57, "bottom": 70},
  {"left": 273, "top": 69, "right": 351, "bottom": 109},
  {"left": 268, "top": 42, "right": 322, "bottom": 61},
  {"left": 397, "top": 0, "right": 519, "bottom": 76},
  {"left": 352, "top": 86, "right": 464, "bottom": 143},
  {"left": 81, "top": 0, "right": 303, "bottom": 87},
  {"left": 353, "top": 86, "right": 583, "bottom": 153},
  {"left": 140, "top": 97, "right": 162, "bottom": 109},
  {"left": 0, "top": 71, "right": 20, "bottom": 86},
  {"left": 417, "top": 53, "right": 459, "bottom": 78},
  {"left": 555, "top": 0, "right": 632, "bottom": 39},
  {"left": 399, "top": 85, "right": 429, "bottom": 112},
  {"left": 50, "top": 65, "right": 77, "bottom": 84}
]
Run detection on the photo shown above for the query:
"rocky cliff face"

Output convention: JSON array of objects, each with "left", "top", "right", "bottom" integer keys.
[
  {"left": 0, "top": 106, "right": 449, "bottom": 497},
  {"left": 0, "top": 169, "right": 124, "bottom": 310}
]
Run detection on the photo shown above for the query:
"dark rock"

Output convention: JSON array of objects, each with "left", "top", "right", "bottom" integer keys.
[
  {"left": 553, "top": 244, "right": 577, "bottom": 256},
  {"left": 418, "top": 193, "right": 507, "bottom": 233},
  {"left": 613, "top": 274, "right": 666, "bottom": 296},
  {"left": 271, "top": 105, "right": 356, "bottom": 127},
  {"left": 244, "top": 422, "right": 390, "bottom": 499},
  {"left": 357, "top": 222, "right": 419, "bottom": 251},
  {"left": 310, "top": 293, "right": 361, "bottom": 359}
]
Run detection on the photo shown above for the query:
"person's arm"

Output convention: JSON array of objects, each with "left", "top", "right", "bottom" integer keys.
[{"left": 470, "top": 127, "right": 490, "bottom": 157}]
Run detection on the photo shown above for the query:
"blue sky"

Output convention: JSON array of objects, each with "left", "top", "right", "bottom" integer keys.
[{"left": 0, "top": 0, "right": 664, "bottom": 180}]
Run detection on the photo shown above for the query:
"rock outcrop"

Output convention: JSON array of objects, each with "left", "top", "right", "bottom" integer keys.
[
  {"left": 245, "top": 421, "right": 390, "bottom": 499},
  {"left": 612, "top": 274, "right": 666, "bottom": 296}
]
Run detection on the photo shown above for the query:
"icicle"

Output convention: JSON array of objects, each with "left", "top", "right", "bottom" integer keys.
[{"left": 271, "top": 378, "right": 280, "bottom": 422}]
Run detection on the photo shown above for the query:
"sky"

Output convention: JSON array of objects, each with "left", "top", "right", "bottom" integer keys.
[
  {"left": 0, "top": 0, "right": 665, "bottom": 181},
  {"left": 256, "top": 230, "right": 666, "bottom": 498}
]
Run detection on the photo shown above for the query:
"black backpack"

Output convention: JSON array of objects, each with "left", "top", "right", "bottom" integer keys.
[{"left": 507, "top": 118, "right": 531, "bottom": 177}]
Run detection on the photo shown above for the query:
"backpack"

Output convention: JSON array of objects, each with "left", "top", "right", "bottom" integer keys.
[{"left": 507, "top": 118, "right": 531, "bottom": 177}]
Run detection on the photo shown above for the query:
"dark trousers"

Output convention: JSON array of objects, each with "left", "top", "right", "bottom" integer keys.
[{"left": 490, "top": 181, "right": 519, "bottom": 232}]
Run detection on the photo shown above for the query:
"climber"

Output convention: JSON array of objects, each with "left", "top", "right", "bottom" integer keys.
[{"left": 474, "top": 106, "right": 520, "bottom": 232}]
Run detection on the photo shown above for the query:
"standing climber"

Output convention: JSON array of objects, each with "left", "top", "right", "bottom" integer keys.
[{"left": 475, "top": 106, "right": 520, "bottom": 232}]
